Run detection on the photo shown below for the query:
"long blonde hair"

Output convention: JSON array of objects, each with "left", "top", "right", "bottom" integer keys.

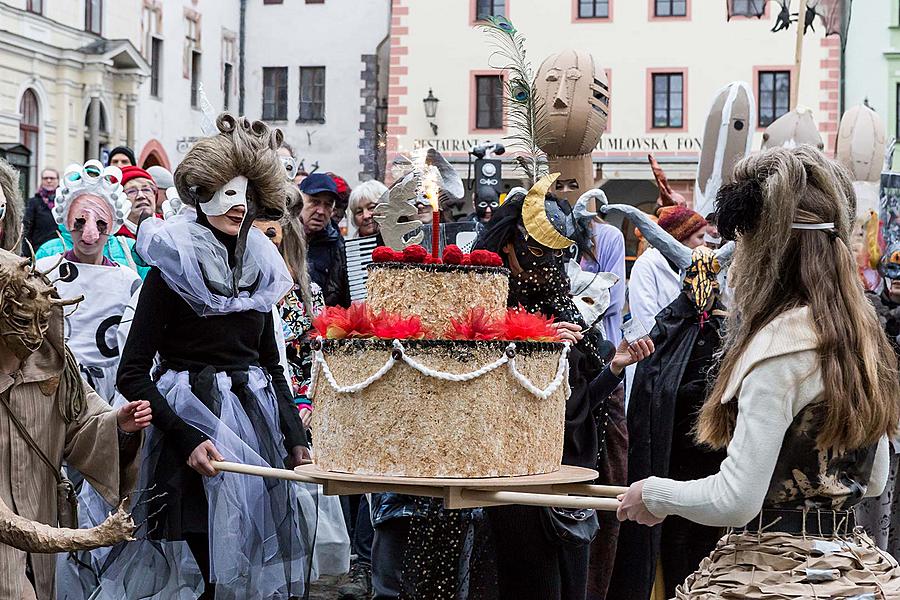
[
  {"left": 697, "top": 146, "right": 900, "bottom": 451},
  {"left": 280, "top": 186, "right": 314, "bottom": 316}
]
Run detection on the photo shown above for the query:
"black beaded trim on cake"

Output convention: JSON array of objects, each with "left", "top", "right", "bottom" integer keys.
[
  {"left": 367, "top": 262, "right": 510, "bottom": 276},
  {"left": 321, "top": 337, "right": 562, "bottom": 356}
]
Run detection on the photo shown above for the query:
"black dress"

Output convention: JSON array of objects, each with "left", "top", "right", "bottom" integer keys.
[{"left": 116, "top": 219, "right": 312, "bottom": 599}]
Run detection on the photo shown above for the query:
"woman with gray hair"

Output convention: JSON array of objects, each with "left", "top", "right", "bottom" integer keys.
[{"left": 346, "top": 179, "right": 387, "bottom": 239}]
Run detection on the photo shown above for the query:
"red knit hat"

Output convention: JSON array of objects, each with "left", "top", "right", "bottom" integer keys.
[
  {"left": 657, "top": 206, "right": 707, "bottom": 242},
  {"left": 120, "top": 165, "right": 155, "bottom": 187}
]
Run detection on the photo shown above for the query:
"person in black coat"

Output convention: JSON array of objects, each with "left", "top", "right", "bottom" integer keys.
[
  {"left": 473, "top": 178, "right": 654, "bottom": 600},
  {"left": 22, "top": 168, "right": 60, "bottom": 251},
  {"left": 299, "top": 173, "right": 350, "bottom": 307},
  {"left": 600, "top": 203, "right": 734, "bottom": 600}
]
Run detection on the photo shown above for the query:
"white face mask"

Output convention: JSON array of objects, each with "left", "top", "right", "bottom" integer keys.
[
  {"left": 200, "top": 175, "right": 248, "bottom": 217},
  {"left": 280, "top": 156, "right": 298, "bottom": 181}
]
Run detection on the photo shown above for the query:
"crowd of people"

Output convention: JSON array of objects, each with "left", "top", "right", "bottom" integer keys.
[{"left": 0, "top": 102, "right": 898, "bottom": 600}]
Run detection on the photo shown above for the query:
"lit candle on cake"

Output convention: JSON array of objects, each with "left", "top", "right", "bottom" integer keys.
[{"left": 423, "top": 176, "right": 440, "bottom": 259}]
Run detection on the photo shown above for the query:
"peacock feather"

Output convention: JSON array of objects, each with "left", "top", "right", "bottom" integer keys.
[{"left": 477, "top": 16, "right": 552, "bottom": 185}]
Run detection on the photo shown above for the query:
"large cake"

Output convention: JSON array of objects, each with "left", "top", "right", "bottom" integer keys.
[{"left": 310, "top": 248, "right": 571, "bottom": 478}]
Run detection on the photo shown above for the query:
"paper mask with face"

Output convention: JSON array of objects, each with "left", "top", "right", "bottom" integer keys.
[
  {"left": 66, "top": 195, "right": 115, "bottom": 245},
  {"left": 761, "top": 107, "right": 824, "bottom": 151},
  {"left": 534, "top": 49, "right": 609, "bottom": 206},
  {"left": 0, "top": 250, "right": 67, "bottom": 359},
  {"left": 280, "top": 156, "right": 298, "bottom": 182},
  {"left": 253, "top": 219, "right": 284, "bottom": 246},
  {"left": 694, "top": 81, "right": 756, "bottom": 219},
  {"left": 200, "top": 175, "right": 249, "bottom": 217},
  {"left": 836, "top": 105, "right": 886, "bottom": 184}
]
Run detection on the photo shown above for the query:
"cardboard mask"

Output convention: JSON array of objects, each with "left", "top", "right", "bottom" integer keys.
[
  {"left": 535, "top": 49, "right": 609, "bottom": 207},
  {"left": 836, "top": 105, "right": 886, "bottom": 184},
  {"left": 695, "top": 82, "right": 756, "bottom": 218},
  {"left": 761, "top": 107, "right": 824, "bottom": 151}
]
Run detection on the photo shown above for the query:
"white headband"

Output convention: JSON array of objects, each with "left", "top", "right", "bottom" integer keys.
[{"left": 791, "top": 222, "right": 835, "bottom": 230}]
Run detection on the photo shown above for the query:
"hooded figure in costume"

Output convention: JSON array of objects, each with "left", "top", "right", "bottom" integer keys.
[
  {"left": 607, "top": 205, "right": 734, "bottom": 600},
  {"left": 0, "top": 248, "right": 147, "bottom": 599},
  {"left": 473, "top": 174, "right": 634, "bottom": 600},
  {"left": 0, "top": 159, "right": 24, "bottom": 252},
  {"left": 116, "top": 113, "right": 312, "bottom": 600},
  {"left": 618, "top": 146, "right": 900, "bottom": 599}
]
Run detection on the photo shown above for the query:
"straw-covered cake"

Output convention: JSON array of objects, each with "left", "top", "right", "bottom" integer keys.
[
  {"left": 366, "top": 261, "right": 509, "bottom": 334},
  {"left": 309, "top": 246, "right": 571, "bottom": 479}
]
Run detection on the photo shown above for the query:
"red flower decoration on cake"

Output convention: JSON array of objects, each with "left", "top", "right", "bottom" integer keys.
[
  {"left": 468, "top": 249, "right": 503, "bottom": 267},
  {"left": 371, "top": 310, "right": 428, "bottom": 340},
  {"left": 311, "top": 303, "right": 374, "bottom": 339},
  {"left": 402, "top": 244, "right": 429, "bottom": 264},
  {"left": 501, "top": 307, "right": 560, "bottom": 342},
  {"left": 442, "top": 244, "right": 464, "bottom": 265},
  {"left": 445, "top": 307, "right": 503, "bottom": 341},
  {"left": 372, "top": 246, "right": 400, "bottom": 263}
]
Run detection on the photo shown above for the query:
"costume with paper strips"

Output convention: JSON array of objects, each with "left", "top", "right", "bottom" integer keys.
[
  {"left": 606, "top": 203, "right": 735, "bottom": 600},
  {"left": 618, "top": 146, "right": 900, "bottom": 599},
  {"left": 0, "top": 247, "right": 143, "bottom": 600},
  {"left": 116, "top": 113, "right": 313, "bottom": 600}
]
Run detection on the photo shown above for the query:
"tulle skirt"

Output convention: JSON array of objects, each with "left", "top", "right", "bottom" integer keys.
[{"left": 74, "top": 366, "right": 317, "bottom": 600}]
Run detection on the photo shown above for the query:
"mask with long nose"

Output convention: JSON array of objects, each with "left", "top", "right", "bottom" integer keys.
[
  {"left": 535, "top": 50, "right": 609, "bottom": 206},
  {"left": 66, "top": 195, "right": 113, "bottom": 260}
]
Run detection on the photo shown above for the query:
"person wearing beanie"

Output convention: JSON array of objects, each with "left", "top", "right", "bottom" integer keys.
[
  {"left": 656, "top": 206, "right": 708, "bottom": 247},
  {"left": 118, "top": 165, "right": 159, "bottom": 238},
  {"left": 625, "top": 206, "right": 709, "bottom": 407},
  {"left": 107, "top": 146, "right": 136, "bottom": 168},
  {"left": 327, "top": 172, "right": 351, "bottom": 226}
]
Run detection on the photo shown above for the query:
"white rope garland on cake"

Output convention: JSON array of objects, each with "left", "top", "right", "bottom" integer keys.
[{"left": 312, "top": 339, "right": 570, "bottom": 400}]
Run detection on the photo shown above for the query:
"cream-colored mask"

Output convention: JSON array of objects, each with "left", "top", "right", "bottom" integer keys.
[
  {"left": 201, "top": 175, "right": 248, "bottom": 217},
  {"left": 535, "top": 49, "right": 609, "bottom": 157}
]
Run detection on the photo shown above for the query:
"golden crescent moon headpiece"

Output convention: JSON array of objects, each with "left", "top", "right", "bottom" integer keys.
[{"left": 522, "top": 173, "right": 575, "bottom": 250}]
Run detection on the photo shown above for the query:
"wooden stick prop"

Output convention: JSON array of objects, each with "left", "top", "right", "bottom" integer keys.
[
  {"left": 792, "top": 0, "right": 808, "bottom": 109},
  {"left": 210, "top": 461, "right": 624, "bottom": 511},
  {"left": 210, "top": 460, "right": 320, "bottom": 484}
]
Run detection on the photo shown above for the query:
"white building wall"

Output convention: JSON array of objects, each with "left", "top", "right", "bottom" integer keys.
[
  {"left": 0, "top": 0, "right": 145, "bottom": 192},
  {"left": 243, "top": 0, "right": 390, "bottom": 185},
  {"left": 134, "top": 0, "right": 241, "bottom": 170},
  {"left": 843, "top": 0, "right": 891, "bottom": 112},
  {"left": 387, "top": 0, "right": 837, "bottom": 189}
]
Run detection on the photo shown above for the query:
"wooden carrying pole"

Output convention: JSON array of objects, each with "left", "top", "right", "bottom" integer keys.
[
  {"left": 210, "top": 461, "right": 625, "bottom": 511},
  {"left": 792, "top": 0, "right": 809, "bottom": 109}
]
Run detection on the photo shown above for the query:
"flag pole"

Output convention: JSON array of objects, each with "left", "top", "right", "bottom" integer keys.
[{"left": 793, "top": 0, "right": 809, "bottom": 109}]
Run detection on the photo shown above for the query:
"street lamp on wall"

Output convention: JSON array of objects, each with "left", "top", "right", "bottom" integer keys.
[{"left": 423, "top": 88, "right": 439, "bottom": 136}]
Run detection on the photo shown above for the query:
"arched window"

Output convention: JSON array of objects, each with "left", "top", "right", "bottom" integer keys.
[
  {"left": 19, "top": 89, "right": 39, "bottom": 192},
  {"left": 83, "top": 100, "right": 110, "bottom": 160}
]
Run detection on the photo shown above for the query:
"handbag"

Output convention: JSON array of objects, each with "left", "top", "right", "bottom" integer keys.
[
  {"left": 539, "top": 506, "right": 599, "bottom": 547},
  {"left": 0, "top": 390, "right": 79, "bottom": 529}
]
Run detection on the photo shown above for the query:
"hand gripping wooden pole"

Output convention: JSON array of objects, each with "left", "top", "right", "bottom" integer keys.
[{"left": 210, "top": 461, "right": 626, "bottom": 512}]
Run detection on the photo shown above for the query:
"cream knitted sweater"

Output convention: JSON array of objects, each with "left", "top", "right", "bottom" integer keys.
[{"left": 642, "top": 306, "right": 890, "bottom": 527}]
